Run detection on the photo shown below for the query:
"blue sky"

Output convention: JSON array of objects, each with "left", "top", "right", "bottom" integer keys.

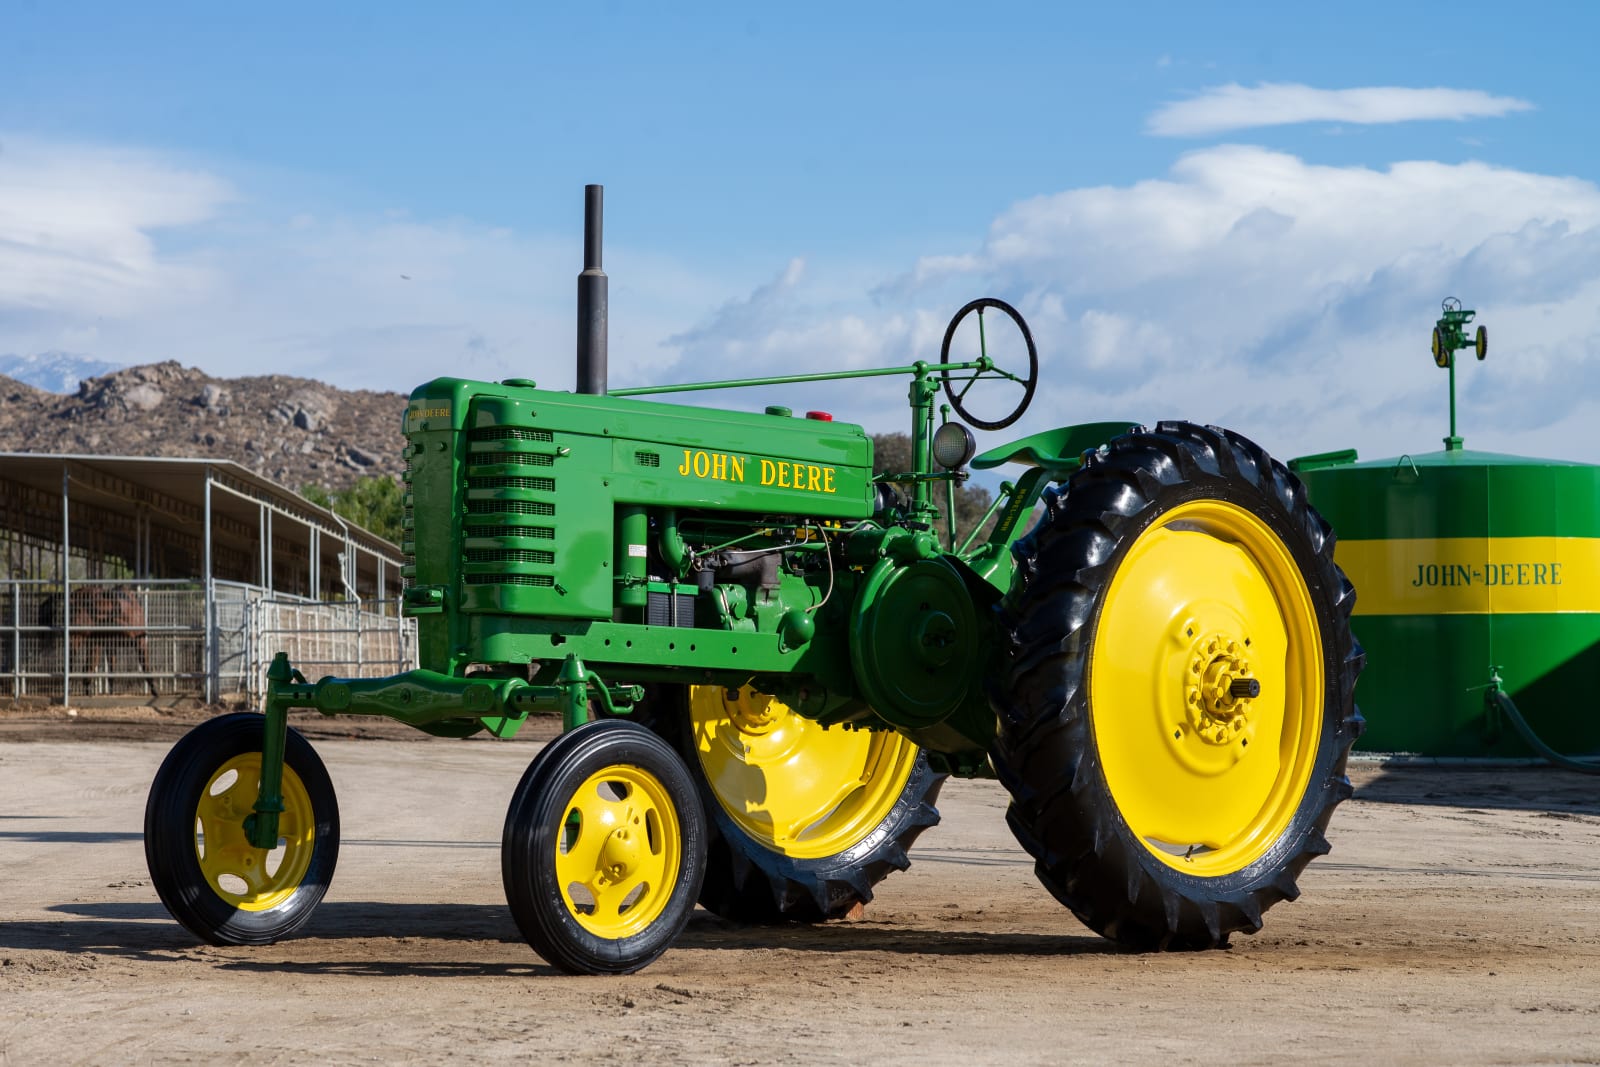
[{"left": 3, "top": 1, "right": 1598, "bottom": 464}]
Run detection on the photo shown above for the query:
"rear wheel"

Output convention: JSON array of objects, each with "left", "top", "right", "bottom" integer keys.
[
  {"left": 144, "top": 713, "right": 339, "bottom": 945},
  {"left": 679, "top": 685, "right": 942, "bottom": 922},
  {"left": 991, "top": 421, "right": 1363, "bottom": 950},
  {"left": 502, "top": 719, "right": 706, "bottom": 975}
]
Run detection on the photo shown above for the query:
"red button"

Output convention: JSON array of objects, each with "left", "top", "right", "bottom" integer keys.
[{"left": 805, "top": 411, "right": 834, "bottom": 421}]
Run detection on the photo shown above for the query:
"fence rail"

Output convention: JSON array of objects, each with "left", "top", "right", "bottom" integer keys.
[{"left": 1, "top": 578, "right": 416, "bottom": 702}]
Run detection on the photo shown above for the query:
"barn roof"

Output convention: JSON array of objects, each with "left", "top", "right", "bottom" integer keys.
[{"left": 0, "top": 452, "right": 402, "bottom": 595}]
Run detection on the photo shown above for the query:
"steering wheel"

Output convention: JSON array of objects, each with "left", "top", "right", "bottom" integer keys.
[{"left": 938, "top": 297, "right": 1039, "bottom": 431}]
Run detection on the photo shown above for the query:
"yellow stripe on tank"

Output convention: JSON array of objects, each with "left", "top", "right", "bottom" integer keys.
[{"left": 1335, "top": 537, "right": 1600, "bottom": 616}]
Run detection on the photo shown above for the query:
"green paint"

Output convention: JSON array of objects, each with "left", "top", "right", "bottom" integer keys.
[
  {"left": 1294, "top": 447, "right": 1600, "bottom": 758},
  {"left": 266, "top": 360, "right": 1139, "bottom": 777}
]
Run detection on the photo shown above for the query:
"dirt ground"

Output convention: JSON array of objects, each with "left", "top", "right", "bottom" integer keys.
[{"left": 2, "top": 709, "right": 1598, "bottom": 1066}]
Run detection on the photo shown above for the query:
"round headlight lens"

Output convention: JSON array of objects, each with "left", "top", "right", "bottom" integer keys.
[{"left": 932, "top": 421, "right": 977, "bottom": 469}]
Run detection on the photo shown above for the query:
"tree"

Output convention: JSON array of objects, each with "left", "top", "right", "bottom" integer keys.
[
  {"left": 870, "top": 433, "right": 996, "bottom": 547},
  {"left": 301, "top": 476, "right": 405, "bottom": 545}
]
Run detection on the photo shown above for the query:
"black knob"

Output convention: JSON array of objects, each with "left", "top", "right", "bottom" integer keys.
[{"left": 1230, "top": 678, "right": 1261, "bottom": 699}]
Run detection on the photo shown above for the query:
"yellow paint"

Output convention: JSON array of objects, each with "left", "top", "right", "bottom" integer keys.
[
  {"left": 557, "top": 765, "right": 681, "bottom": 939},
  {"left": 1336, "top": 536, "right": 1600, "bottom": 615},
  {"left": 194, "top": 755, "right": 315, "bottom": 912},
  {"left": 1089, "top": 499, "right": 1323, "bottom": 877},
  {"left": 406, "top": 403, "right": 451, "bottom": 428},
  {"left": 689, "top": 685, "right": 917, "bottom": 860},
  {"left": 675, "top": 449, "right": 836, "bottom": 493}
]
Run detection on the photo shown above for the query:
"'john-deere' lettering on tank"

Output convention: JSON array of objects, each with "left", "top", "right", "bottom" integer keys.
[{"left": 141, "top": 186, "right": 1365, "bottom": 975}]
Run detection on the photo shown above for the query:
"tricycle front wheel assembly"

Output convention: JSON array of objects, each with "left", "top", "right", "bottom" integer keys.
[{"left": 144, "top": 712, "right": 340, "bottom": 945}]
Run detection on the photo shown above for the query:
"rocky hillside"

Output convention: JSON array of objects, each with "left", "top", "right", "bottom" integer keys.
[{"left": 0, "top": 361, "right": 407, "bottom": 491}]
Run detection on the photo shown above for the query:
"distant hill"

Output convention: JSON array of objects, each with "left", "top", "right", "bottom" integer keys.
[
  {"left": 0, "top": 361, "right": 406, "bottom": 492},
  {"left": 0, "top": 352, "right": 125, "bottom": 394}
]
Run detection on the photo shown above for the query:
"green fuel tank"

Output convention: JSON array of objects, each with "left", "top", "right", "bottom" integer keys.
[
  {"left": 1291, "top": 299, "right": 1600, "bottom": 757},
  {"left": 1293, "top": 447, "right": 1600, "bottom": 756}
]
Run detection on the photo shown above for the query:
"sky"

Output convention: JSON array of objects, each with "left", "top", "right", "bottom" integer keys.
[{"left": 3, "top": 1, "right": 1599, "bottom": 468}]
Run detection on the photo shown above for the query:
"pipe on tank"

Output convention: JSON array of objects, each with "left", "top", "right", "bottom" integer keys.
[
  {"left": 1485, "top": 681, "right": 1600, "bottom": 776},
  {"left": 576, "top": 184, "right": 608, "bottom": 395}
]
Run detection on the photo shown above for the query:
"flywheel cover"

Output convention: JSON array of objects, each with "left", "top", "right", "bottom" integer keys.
[{"left": 850, "top": 557, "right": 980, "bottom": 729}]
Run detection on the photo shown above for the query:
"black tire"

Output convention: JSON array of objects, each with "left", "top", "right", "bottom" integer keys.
[
  {"left": 991, "top": 421, "right": 1364, "bottom": 951},
  {"left": 502, "top": 719, "right": 707, "bottom": 975},
  {"left": 144, "top": 713, "right": 340, "bottom": 946},
  {"left": 669, "top": 685, "right": 943, "bottom": 923}
]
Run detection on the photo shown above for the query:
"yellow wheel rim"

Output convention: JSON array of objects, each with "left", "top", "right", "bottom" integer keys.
[
  {"left": 194, "top": 755, "right": 315, "bottom": 912},
  {"left": 689, "top": 685, "right": 919, "bottom": 860},
  {"left": 556, "top": 766, "right": 681, "bottom": 939},
  {"left": 1089, "top": 499, "right": 1324, "bottom": 876}
]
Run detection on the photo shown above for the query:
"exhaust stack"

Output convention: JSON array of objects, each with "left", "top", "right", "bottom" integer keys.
[{"left": 576, "top": 184, "right": 608, "bottom": 395}]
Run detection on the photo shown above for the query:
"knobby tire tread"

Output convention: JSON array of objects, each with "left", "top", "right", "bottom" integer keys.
[
  {"left": 660, "top": 687, "right": 944, "bottom": 923},
  {"left": 989, "top": 421, "right": 1364, "bottom": 951}
]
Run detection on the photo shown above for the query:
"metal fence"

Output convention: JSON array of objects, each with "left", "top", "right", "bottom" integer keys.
[
  {"left": 0, "top": 579, "right": 204, "bottom": 700},
  {"left": 243, "top": 592, "right": 415, "bottom": 695},
  {"left": 1, "top": 577, "right": 415, "bottom": 703}
]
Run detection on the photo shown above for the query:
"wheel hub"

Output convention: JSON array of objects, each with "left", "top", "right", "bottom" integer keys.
[
  {"left": 1184, "top": 632, "right": 1259, "bottom": 746},
  {"left": 721, "top": 687, "right": 779, "bottom": 736},
  {"left": 598, "top": 825, "right": 642, "bottom": 884}
]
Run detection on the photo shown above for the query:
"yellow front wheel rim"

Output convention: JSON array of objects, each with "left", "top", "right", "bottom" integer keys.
[
  {"left": 1089, "top": 499, "right": 1324, "bottom": 876},
  {"left": 194, "top": 755, "right": 315, "bottom": 912},
  {"left": 690, "top": 685, "right": 919, "bottom": 860},
  {"left": 557, "top": 766, "right": 681, "bottom": 939}
]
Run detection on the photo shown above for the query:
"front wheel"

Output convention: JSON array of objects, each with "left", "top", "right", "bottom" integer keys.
[
  {"left": 502, "top": 719, "right": 707, "bottom": 975},
  {"left": 992, "top": 421, "right": 1363, "bottom": 950},
  {"left": 144, "top": 713, "right": 340, "bottom": 945}
]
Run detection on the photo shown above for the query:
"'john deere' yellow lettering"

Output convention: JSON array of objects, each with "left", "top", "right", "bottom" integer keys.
[
  {"left": 757, "top": 459, "right": 838, "bottom": 494},
  {"left": 677, "top": 450, "right": 837, "bottom": 494},
  {"left": 678, "top": 449, "right": 751, "bottom": 484}
]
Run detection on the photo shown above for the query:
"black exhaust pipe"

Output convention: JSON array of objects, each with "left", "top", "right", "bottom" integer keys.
[{"left": 576, "top": 184, "right": 608, "bottom": 395}]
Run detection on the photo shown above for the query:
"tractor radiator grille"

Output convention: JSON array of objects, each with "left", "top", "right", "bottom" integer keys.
[
  {"left": 465, "top": 573, "right": 554, "bottom": 587},
  {"left": 461, "top": 419, "right": 562, "bottom": 598},
  {"left": 465, "top": 548, "right": 555, "bottom": 565},
  {"left": 468, "top": 475, "right": 556, "bottom": 492},
  {"left": 464, "top": 524, "right": 555, "bottom": 540},
  {"left": 470, "top": 427, "right": 554, "bottom": 442},
  {"left": 467, "top": 499, "right": 555, "bottom": 517},
  {"left": 484, "top": 452, "right": 554, "bottom": 467},
  {"left": 401, "top": 453, "right": 415, "bottom": 584}
]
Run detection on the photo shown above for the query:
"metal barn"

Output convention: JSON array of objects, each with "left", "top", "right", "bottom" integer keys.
[{"left": 0, "top": 453, "right": 413, "bottom": 705}]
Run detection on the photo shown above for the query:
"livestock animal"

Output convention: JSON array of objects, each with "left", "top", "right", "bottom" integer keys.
[{"left": 39, "top": 586, "right": 159, "bottom": 698}]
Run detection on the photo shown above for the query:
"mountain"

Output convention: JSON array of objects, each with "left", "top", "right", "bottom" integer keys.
[
  {"left": 0, "top": 351, "right": 126, "bottom": 394},
  {"left": 0, "top": 361, "right": 406, "bottom": 492}
]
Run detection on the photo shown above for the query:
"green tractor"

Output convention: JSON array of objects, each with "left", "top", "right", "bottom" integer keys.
[{"left": 144, "top": 187, "right": 1364, "bottom": 974}]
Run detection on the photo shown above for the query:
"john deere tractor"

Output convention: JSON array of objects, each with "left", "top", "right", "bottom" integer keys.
[{"left": 144, "top": 187, "right": 1363, "bottom": 974}]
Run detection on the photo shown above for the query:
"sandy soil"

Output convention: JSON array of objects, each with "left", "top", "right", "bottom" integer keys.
[{"left": 2, "top": 715, "right": 1598, "bottom": 1066}]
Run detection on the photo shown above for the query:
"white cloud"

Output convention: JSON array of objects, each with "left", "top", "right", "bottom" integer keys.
[
  {"left": 0, "top": 136, "right": 726, "bottom": 393},
  {"left": 667, "top": 145, "right": 1600, "bottom": 465},
  {"left": 1147, "top": 83, "right": 1533, "bottom": 137},
  {"left": 0, "top": 136, "right": 230, "bottom": 317}
]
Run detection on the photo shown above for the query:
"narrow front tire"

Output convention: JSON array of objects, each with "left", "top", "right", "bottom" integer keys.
[
  {"left": 144, "top": 713, "right": 340, "bottom": 945},
  {"left": 502, "top": 719, "right": 707, "bottom": 975}
]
